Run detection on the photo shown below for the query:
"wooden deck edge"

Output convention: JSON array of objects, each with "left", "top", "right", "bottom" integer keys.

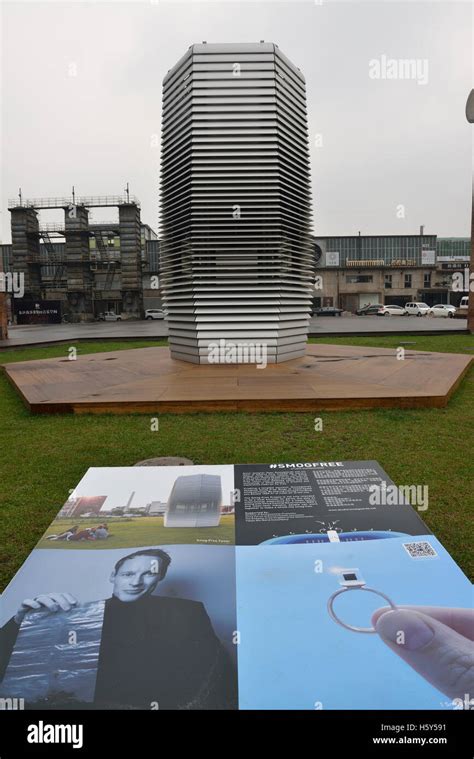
[
  {"left": 22, "top": 395, "right": 450, "bottom": 415},
  {"left": 6, "top": 350, "right": 472, "bottom": 416},
  {"left": 2, "top": 364, "right": 34, "bottom": 413}
]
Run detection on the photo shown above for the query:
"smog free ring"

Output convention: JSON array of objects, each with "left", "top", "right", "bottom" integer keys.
[
  {"left": 327, "top": 586, "right": 397, "bottom": 633},
  {"left": 327, "top": 569, "right": 397, "bottom": 633}
]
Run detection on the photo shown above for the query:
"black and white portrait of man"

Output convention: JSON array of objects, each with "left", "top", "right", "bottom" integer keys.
[{"left": 0, "top": 548, "right": 237, "bottom": 710}]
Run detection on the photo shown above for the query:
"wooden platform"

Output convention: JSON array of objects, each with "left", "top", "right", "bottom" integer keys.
[{"left": 2, "top": 344, "right": 472, "bottom": 414}]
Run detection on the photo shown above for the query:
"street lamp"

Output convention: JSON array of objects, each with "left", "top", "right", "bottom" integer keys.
[{"left": 466, "top": 89, "right": 474, "bottom": 333}]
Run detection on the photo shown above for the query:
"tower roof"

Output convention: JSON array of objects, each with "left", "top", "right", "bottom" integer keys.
[{"left": 163, "top": 41, "right": 304, "bottom": 85}]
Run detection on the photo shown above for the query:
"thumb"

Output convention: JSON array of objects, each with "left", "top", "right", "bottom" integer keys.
[{"left": 375, "top": 609, "right": 474, "bottom": 701}]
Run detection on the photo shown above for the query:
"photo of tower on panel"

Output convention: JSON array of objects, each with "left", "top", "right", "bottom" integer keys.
[
  {"left": 160, "top": 42, "right": 315, "bottom": 364},
  {"left": 164, "top": 474, "right": 223, "bottom": 528}
]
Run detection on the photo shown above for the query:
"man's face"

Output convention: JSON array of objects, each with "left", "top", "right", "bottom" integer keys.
[{"left": 110, "top": 555, "right": 161, "bottom": 602}]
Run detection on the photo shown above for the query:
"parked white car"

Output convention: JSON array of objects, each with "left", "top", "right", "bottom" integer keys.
[
  {"left": 428, "top": 304, "right": 456, "bottom": 318},
  {"left": 98, "top": 311, "right": 122, "bottom": 321},
  {"left": 377, "top": 305, "right": 407, "bottom": 317},
  {"left": 404, "top": 302, "right": 430, "bottom": 317},
  {"left": 145, "top": 308, "right": 166, "bottom": 320}
]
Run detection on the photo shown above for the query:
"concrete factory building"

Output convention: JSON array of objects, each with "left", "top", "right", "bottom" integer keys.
[{"left": 6, "top": 192, "right": 159, "bottom": 321}]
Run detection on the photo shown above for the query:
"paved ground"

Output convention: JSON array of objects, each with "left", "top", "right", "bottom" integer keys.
[
  {"left": 0, "top": 315, "right": 468, "bottom": 348},
  {"left": 0, "top": 320, "right": 168, "bottom": 347},
  {"left": 309, "top": 315, "right": 467, "bottom": 334}
]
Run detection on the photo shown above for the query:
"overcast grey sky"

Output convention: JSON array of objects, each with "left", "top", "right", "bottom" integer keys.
[{"left": 1, "top": 0, "right": 472, "bottom": 243}]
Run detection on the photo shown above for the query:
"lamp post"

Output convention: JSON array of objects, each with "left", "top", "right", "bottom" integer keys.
[
  {"left": 0, "top": 267, "right": 7, "bottom": 341},
  {"left": 466, "top": 89, "right": 474, "bottom": 333}
]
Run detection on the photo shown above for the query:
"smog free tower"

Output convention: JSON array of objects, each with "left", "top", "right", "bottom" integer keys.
[{"left": 160, "top": 42, "right": 314, "bottom": 363}]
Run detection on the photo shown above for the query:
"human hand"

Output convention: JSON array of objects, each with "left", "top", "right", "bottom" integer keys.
[
  {"left": 14, "top": 593, "right": 78, "bottom": 625},
  {"left": 372, "top": 605, "right": 474, "bottom": 701}
]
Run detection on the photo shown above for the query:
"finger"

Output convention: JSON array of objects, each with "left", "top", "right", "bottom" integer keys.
[
  {"left": 373, "top": 606, "right": 474, "bottom": 641},
  {"left": 34, "top": 595, "right": 61, "bottom": 612},
  {"left": 63, "top": 593, "right": 78, "bottom": 606},
  {"left": 49, "top": 593, "right": 73, "bottom": 611},
  {"left": 375, "top": 609, "right": 474, "bottom": 700},
  {"left": 20, "top": 598, "right": 41, "bottom": 611}
]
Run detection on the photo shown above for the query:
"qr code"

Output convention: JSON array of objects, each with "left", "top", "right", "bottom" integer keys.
[{"left": 403, "top": 541, "right": 437, "bottom": 559}]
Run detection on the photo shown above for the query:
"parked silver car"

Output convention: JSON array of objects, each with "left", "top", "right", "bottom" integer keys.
[
  {"left": 428, "top": 304, "right": 456, "bottom": 318},
  {"left": 377, "top": 305, "right": 407, "bottom": 317},
  {"left": 98, "top": 311, "right": 122, "bottom": 321},
  {"left": 145, "top": 308, "right": 166, "bottom": 320}
]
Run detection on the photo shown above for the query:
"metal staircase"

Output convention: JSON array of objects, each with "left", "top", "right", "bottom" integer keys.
[
  {"left": 41, "top": 230, "right": 64, "bottom": 288},
  {"left": 104, "top": 262, "right": 116, "bottom": 291},
  {"left": 41, "top": 230, "right": 59, "bottom": 261},
  {"left": 94, "top": 231, "right": 108, "bottom": 256}
]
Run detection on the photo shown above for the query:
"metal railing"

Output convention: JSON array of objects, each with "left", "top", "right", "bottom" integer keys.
[
  {"left": 28, "top": 250, "right": 122, "bottom": 264},
  {"left": 39, "top": 223, "right": 66, "bottom": 233},
  {"left": 8, "top": 195, "right": 140, "bottom": 209},
  {"left": 38, "top": 221, "right": 120, "bottom": 233},
  {"left": 90, "top": 222, "right": 120, "bottom": 228}
]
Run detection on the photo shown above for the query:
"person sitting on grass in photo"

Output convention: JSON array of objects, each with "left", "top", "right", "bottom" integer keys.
[
  {"left": 93, "top": 524, "right": 109, "bottom": 540},
  {"left": 47, "top": 524, "right": 110, "bottom": 542},
  {"left": 46, "top": 525, "right": 79, "bottom": 541},
  {"left": 68, "top": 527, "right": 97, "bottom": 541}
]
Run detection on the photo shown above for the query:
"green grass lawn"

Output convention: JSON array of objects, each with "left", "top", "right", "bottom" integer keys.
[
  {"left": 0, "top": 339, "right": 167, "bottom": 364},
  {"left": 0, "top": 334, "right": 473, "bottom": 590},
  {"left": 37, "top": 515, "right": 235, "bottom": 549}
]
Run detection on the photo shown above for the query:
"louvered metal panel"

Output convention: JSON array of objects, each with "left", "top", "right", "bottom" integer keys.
[{"left": 160, "top": 42, "right": 314, "bottom": 363}]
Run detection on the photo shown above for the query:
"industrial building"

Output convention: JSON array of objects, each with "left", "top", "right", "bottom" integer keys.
[
  {"left": 160, "top": 42, "right": 314, "bottom": 363},
  {"left": 145, "top": 501, "right": 168, "bottom": 516},
  {"left": 4, "top": 192, "right": 159, "bottom": 322}
]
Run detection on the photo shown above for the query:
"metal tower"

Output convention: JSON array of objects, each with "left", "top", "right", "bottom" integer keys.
[{"left": 160, "top": 42, "right": 314, "bottom": 363}]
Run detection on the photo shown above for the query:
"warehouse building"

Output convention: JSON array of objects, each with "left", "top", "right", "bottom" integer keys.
[{"left": 313, "top": 234, "right": 470, "bottom": 311}]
